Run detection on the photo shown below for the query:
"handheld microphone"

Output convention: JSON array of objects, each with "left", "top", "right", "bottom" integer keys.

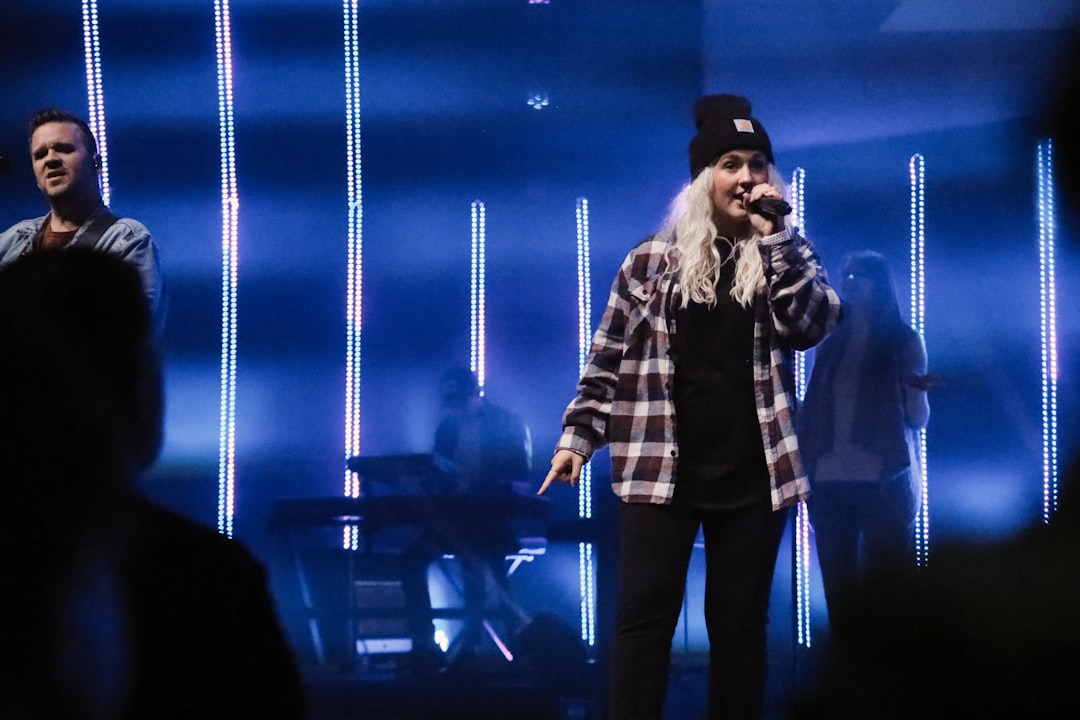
[{"left": 748, "top": 197, "right": 792, "bottom": 217}]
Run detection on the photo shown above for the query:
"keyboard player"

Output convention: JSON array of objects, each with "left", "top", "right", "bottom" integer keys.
[{"left": 403, "top": 367, "right": 534, "bottom": 671}]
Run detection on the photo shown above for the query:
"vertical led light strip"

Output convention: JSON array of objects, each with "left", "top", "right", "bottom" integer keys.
[
  {"left": 81, "top": 0, "right": 111, "bottom": 205},
  {"left": 576, "top": 197, "right": 596, "bottom": 648},
  {"left": 215, "top": 0, "right": 239, "bottom": 538},
  {"left": 909, "top": 153, "right": 929, "bottom": 566},
  {"left": 470, "top": 201, "right": 487, "bottom": 393},
  {"left": 342, "top": 0, "right": 364, "bottom": 549},
  {"left": 789, "top": 168, "right": 811, "bottom": 648},
  {"left": 1037, "top": 140, "right": 1059, "bottom": 523},
  {"left": 790, "top": 167, "right": 808, "bottom": 399}
]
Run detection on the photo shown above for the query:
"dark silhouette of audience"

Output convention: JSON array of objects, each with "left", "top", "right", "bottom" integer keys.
[
  {"left": 0, "top": 249, "right": 306, "bottom": 718},
  {"left": 791, "top": 481, "right": 1080, "bottom": 719}
]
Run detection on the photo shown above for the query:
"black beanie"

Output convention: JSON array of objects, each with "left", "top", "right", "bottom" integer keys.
[{"left": 687, "top": 94, "right": 773, "bottom": 179}]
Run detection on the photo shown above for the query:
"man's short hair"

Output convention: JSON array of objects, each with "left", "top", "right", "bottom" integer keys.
[{"left": 27, "top": 107, "right": 98, "bottom": 156}]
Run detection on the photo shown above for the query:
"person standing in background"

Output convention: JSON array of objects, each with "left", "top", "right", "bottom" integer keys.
[{"left": 797, "top": 250, "right": 934, "bottom": 643}]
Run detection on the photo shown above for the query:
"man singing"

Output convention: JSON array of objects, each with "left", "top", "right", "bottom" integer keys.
[{"left": 0, "top": 107, "right": 165, "bottom": 330}]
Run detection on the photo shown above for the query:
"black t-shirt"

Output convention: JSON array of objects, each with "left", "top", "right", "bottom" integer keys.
[{"left": 673, "top": 248, "right": 769, "bottom": 509}]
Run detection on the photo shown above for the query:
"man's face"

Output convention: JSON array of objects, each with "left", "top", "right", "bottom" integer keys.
[{"left": 30, "top": 121, "right": 99, "bottom": 204}]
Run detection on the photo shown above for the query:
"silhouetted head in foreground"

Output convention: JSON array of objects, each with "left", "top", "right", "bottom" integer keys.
[
  {"left": 0, "top": 247, "right": 163, "bottom": 482},
  {"left": 0, "top": 249, "right": 164, "bottom": 717}
]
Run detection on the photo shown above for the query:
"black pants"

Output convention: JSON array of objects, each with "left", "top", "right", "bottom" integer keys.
[
  {"left": 808, "top": 473, "right": 916, "bottom": 643},
  {"left": 608, "top": 498, "right": 788, "bottom": 720}
]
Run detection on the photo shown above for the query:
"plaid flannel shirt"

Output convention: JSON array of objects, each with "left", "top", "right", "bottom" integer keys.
[{"left": 557, "top": 226, "right": 841, "bottom": 509}]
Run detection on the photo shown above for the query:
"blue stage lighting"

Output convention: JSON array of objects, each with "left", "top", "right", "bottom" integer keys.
[
  {"left": 214, "top": 0, "right": 240, "bottom": 538},
  {"left": 790, "top": 167, "right": 812, "bottom": 648},
  {"left": 575, "top": 197, "right": 596, "bottom": 648},
  {"left": 81, "top": 0, "right": 111, "bottom": 206},
  {"left": 471, "top": 200, "right": 487, "bottom": 393},
  {"left": 909, "top": 153, "right": 929, "bottom": 565},
  {"left": 1037, "top": 140, "right": 1059, "bottom": 523},
  {"left": 342, "top": 0, "right": 365, "bottom": 549}
]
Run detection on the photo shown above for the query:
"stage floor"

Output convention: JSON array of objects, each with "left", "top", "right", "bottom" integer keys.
[{"left": 301, "top": 650, "right": 812, "bottom": 720}]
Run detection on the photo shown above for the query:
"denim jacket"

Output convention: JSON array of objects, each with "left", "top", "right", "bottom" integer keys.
[{"left": 0, "top": 204, "right": 166, "bottom": 331}]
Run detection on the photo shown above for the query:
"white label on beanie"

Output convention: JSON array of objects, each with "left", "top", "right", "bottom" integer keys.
[{"left": 734, "top": 119, "right": 754, "bottom": 133}]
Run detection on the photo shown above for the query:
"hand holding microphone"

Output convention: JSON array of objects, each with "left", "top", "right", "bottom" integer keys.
[
  {"left": 745, "top": 184, "right": 790, "bottom": 236},
  {"left": 748, "top": 197, "right": 792, "bottom": 217}
]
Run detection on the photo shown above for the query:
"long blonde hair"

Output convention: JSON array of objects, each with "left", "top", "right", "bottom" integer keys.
[{"left": 663, "top": 164, "right": 788, "bottom": 308}]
